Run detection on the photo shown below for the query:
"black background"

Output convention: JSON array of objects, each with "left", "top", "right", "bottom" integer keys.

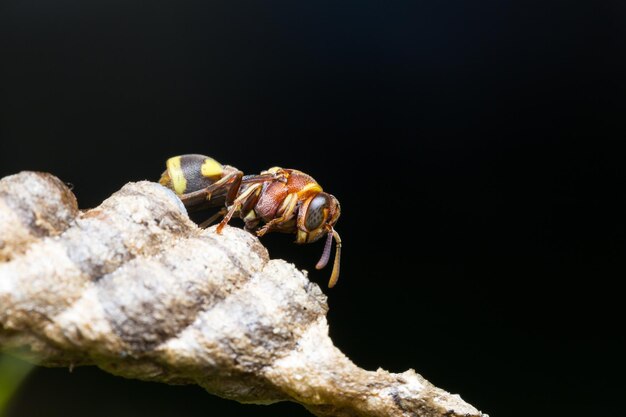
[{"left": 1, "top": 1, "right": 625, "bottom": 416}]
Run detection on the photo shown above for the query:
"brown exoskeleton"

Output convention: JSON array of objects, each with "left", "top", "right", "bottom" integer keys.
[{"left": 159, "top": 154, "right": 342, "bottom": 287}]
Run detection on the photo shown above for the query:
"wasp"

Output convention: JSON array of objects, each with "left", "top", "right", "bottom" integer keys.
[{"left": 159, "top": 154, "right": 342, "bottom": 287}]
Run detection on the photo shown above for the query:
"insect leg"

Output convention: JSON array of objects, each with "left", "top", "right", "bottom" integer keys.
[
  {"left": 198, "top": 208, "right": 228, "bottom": 228},
  {"left": 178, "top": 168, "right": 243, "bottom": 209},
  {"left": 216, "top": 183, "right": 264, "bottom": 234}
]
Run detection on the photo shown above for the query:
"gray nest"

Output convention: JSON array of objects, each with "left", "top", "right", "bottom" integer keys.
[{"left": 0, "top": 171, "right": 486, "bottom": 417}]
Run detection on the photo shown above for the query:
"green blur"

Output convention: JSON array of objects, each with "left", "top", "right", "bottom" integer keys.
[{"left": 0, "top": 354, "right": 33, "bottom": 415}]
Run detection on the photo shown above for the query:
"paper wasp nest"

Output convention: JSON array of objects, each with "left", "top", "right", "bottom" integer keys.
[{"left": 0, "top": 171, "right": 486, "bottom": 417}]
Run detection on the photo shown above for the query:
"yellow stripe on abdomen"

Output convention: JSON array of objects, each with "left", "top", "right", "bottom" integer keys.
[
  {"left": 166, "top": 156, "right": 187, "bottom": 195},
  {"left": 200, "top": 157, "right": 223, "bottom": 179}
]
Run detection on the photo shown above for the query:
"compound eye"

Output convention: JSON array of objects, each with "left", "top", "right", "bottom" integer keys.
[{"left": 305, "top": 194, "right": 329, "bottom": 231}]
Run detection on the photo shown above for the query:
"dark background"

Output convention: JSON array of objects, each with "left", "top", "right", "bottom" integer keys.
[{"left": 1, "top": 1, "right": 625, "bottom": 416}]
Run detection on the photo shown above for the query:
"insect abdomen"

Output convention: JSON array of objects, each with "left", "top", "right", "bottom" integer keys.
[{"left": 159, "top": 154, "right": 224, "bottom": 195}]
